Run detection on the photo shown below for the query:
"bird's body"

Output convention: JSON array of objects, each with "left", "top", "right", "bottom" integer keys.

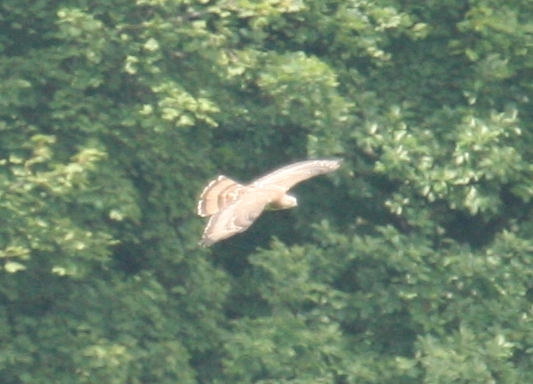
[{"left": 197, "top": 158, "right": 343, "bottom": 246}]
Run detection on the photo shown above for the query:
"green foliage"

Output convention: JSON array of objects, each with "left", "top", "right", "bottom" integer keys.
[{"left": 1, "top": 0, "right": 533, "bottom": 382}]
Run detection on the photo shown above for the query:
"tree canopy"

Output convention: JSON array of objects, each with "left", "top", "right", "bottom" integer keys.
[{"left": 1, "top": 0, "right": 533, "bottom": 382}]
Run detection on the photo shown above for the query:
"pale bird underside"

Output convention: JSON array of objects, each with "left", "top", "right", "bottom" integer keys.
[{"left": 197, "top": 158, "right": 343, "bottom": 246}]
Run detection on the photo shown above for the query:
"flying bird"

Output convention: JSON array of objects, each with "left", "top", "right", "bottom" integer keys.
[{"left": 197, "top": 158, "right": 343, "bottom": 246}]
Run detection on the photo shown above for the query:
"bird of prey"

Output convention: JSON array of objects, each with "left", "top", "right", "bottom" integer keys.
[{"left": 197, "top": 158, "right": 343, "bottom": 246}]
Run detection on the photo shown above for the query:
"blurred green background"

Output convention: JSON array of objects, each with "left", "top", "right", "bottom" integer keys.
[{"left": 1, "top": 0, "right": 533, "bottom": 382}]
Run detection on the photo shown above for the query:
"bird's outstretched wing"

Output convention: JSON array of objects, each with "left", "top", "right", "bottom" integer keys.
[
  {"left": 200, "top": 188, "right": 275, "bottom": 246},
  {"left": 253, "top": 158, "right": 343, "bottom": 191}
]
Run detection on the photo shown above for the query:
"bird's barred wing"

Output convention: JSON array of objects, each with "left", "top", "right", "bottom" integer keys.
[
  {"left": 200, "top": 189, "right": 275, "bottom": 246},
  {"left": 252, "top": 158, "right": 343, "bottom": 191}
]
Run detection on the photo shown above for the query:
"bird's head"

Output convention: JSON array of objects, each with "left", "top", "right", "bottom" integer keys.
[{"left": 268, "top": 193, "right": 298, "bottom": 210}]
